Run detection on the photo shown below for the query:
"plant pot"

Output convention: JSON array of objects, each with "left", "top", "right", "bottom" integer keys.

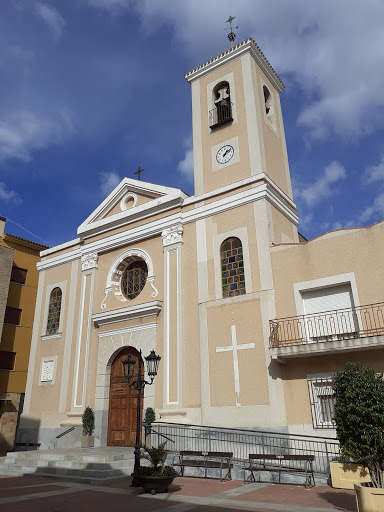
[
  {"left": 355, "top": 483, "right": 384, "bottom": 512},
  {"left": 81, "top": 435, "right": 94, "bottom": 448},
  {"left": 133, "top": 475, "right": 176, "bottom": 495},
  {"left": 330, "top": 462, "right": 371, "bottom": 489}
]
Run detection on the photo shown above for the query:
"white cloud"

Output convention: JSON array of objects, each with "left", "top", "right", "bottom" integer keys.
[
  {"left": 364, "top": 156, "right": 384, "bottom": 184},
  {"left": 177, "top": 137, "right": 194, "bottom": 182},
  {"left": 86, "top": 0, "right": 384, "bottom": 141},
  {"left": 35, "top": 2, "right": 66, "bottom": 41},
  {"left": 0, "top": 182, "right": 21, "bottom": 206},
  {"left": 99, "top": 170, "right": 121, "bottom": 195},
  {"left": 359, "top": 192, "right": 384, "bottom": 224},
  {"left": 0, "top": 110, "right": 75, "bottom": 163},
  {"left": 296, "top": 161, "right": 346, "bottom": 207}
]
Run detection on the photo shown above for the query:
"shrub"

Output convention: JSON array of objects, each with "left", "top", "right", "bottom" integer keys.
[
  {"left": 82, "top": 406, "right": 95, "bottom": 437},
  {"left": 135, "top": 441, "right": 179, "bottom": 477},
  {"left": 333, "top": 362, "right": 384, "bottom": 488},
  {"left": 144, "top": 407, "right": 156, "bottom": 425}
]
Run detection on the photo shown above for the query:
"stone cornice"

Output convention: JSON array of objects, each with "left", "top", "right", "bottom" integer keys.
[
  {"left": 92, "top": 301, "right": 163, "bottom": 327},
  {"left": 185, "top": 38, "right": 284, "bottom": 93}
]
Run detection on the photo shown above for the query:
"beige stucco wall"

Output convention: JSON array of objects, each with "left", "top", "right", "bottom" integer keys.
[
  {"left": 283, "top": 349, "right": 384, "bottom": 428},
  {"left": 181, "top": 222, "right": 201, "bottom": 409},
  {"left": 256, "top": 63, "right": 291, "bottom": 198},
  {"left": 270, "top": 205, "right": 298, "bottom": 245},
  {"left": 27, "top": 260, "right": 81, "bottom": 414},
  {"left": 207, "top": 297, "right": 268, "bottom": 407},
  {"left": 271, "top": 222, "right": 384, "bottom": 320}
]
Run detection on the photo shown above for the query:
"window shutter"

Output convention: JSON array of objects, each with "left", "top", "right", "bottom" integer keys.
[
  {"left": 0, "top": 351, "right": 16, "bottom": 370},
  {"left": 10, "top": 266, "right": 27, "bottom": 285},
  {"left": 4, "top": 307, "right": 22, "bottom": 326},
  {"left": 301, "top": 284, "right": 357, "bottom": 339}
]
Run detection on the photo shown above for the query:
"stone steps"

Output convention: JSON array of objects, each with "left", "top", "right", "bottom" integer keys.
[{"left": 0, "top": 447, "right": 135, "bottom": 485}]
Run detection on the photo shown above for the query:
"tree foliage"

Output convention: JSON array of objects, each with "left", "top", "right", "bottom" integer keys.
[
  {"left": 332, "top": 362, "right": 384, "bottom": 488},
  {"left": 82, "top": 406, "right": 95, "bottom": 437}
]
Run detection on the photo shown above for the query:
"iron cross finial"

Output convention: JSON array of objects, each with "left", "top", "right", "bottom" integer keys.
[
  {"left": 225, "top": 16, "right": 238, "bottom": 48},
  {"left": 134, "top": 166, "right": 144, "bottom": 180}
]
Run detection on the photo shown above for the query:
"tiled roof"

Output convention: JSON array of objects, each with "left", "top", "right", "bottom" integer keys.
[
  {"left": 184, "top": 38, "right": 284, "bottom": 90},
  {"left": 3, "top": 232, "right": 49, "bottom": 250}
]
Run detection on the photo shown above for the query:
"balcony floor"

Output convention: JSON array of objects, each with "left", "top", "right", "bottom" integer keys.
[{"left": 270, "top": 333, "right": 384, "bottom": 361}]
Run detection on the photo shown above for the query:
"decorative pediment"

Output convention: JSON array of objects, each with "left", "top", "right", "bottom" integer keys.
[{"left": 77, "top": 178, "right": 188, "bottom": 239}]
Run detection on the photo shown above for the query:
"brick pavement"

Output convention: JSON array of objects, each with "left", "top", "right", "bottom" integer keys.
[{"left": 0, "top": 474, "right": 356, "bottom": 511}]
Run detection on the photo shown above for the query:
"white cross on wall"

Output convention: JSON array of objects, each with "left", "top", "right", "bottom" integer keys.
[{"left": 216, "top": 325, "right": 255, "bottom": 407}]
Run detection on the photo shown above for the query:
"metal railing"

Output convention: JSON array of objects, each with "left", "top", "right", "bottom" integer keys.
[
  {"left": 148, "top": 422, "right": 339, "bottom": 474},
  {"left": 270, "top": 302, "right": 384, "bottom": 348},
  {"left": 56, "top": 426, "right": 75, "bottom": 439},
  {"left": 209, "top": 103, "right": 233, "bottom": 128}
]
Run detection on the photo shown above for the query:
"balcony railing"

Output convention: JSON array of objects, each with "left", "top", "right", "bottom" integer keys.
[
  {"left": 209, "top": 103, "right": 233, "bottom": 129},
  {"left": 270, "top": 302, "right": 384, "bottom": 348}
]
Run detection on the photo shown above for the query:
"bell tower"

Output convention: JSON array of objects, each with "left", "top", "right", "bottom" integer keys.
[{"left": 185, "top": 38, "right": 293, "bottom": 200}]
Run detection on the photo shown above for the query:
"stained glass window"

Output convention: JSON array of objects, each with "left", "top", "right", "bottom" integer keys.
[
  {"left": 46, "top": 287, "right": 62, "bottom": 335},
  {"left": 220, "top": 237, "right": 246, "bottom": 298},
  {"left": 122, "top": 260, "right": 148, "bottom": 300}
]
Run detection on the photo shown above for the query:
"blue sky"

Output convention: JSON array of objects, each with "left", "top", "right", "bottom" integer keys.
[{"left": 1, "top": 0, "right": 384, "bottom": 247}]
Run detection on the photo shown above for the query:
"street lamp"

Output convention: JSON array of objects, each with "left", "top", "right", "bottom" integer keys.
[{"left": 122, "top": 349, "right": 161, "bottom": 485}]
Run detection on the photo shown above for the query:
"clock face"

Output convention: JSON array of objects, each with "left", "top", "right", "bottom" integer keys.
[{"left": 216, "top": 145, "right": 234, "bottom": 164}]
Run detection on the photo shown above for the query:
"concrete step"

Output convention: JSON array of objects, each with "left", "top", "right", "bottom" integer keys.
[
  {"left": 34, "top": 465, "right": 134, "bottom": 478},
  {"left": 0, "top": 447, "right": 136, "bottom": 484},
  {"left": 3, "top": 451, "right": 134, "bottom": 464}
]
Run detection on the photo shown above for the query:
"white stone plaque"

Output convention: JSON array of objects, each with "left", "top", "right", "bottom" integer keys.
[{"left": 41, "top": 360, "right": 54, "bottom": 382}]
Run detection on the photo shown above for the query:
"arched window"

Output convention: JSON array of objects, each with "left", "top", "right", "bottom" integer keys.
[
  {"left": 210, "top": 81, "right": 232, "bottom": 128},
  {"left": 220, "top": 237, "right": 246, "bottom": 298},
  {"left": 263, "top": 85, "right": 274, "bottom": 124},
  {"left": 121, "top": 259, "right": 148, "bottom": 300},
  {"left": 46, "top": 287, "right": 62, "bottom": 335}
]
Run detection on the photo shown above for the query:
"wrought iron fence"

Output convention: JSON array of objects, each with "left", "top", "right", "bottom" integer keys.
[
  {"left": 209, "top": 103, "right": 233, "bottom": 128},
  {"left": 146, "top": 422, "right": 339, "bottom": 474},
  {"left": 270, "top": 302, "right": 384, "bottom": 348}
]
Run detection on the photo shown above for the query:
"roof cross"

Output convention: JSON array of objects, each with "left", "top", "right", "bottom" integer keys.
[
  {"left": 134, "top": 166, "right": 145, "bottom": 180},
  {"left": 225, "top": 16, "right": 238, "bottom": 48}
]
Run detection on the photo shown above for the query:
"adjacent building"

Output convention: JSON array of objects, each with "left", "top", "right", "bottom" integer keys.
[
  {"left": 0, "top": 218, "right": 48, "bottom": 452},
  {"left": 17, "top": 38, "right": 384, "bottom": 449}
]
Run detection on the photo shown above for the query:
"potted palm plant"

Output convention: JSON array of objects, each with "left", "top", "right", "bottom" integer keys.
[
  {"left": 81, "top": 406, "right": 95, "bottom": 447},
  {"left": 133, "top": 441, "right": 178, "bottom": 494},
  {"left": 333, "top": 362, "right": 384, "bottom": 511}
]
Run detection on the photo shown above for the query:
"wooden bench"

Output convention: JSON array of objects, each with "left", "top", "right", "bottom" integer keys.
[
  {"left": 173, "top": 451, "right": 233, "bottom": 482},
  {"left": 243, "top": 454, "right": 315, "bottom": 489}
]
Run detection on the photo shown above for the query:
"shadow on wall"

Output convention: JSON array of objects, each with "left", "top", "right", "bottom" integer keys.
[
  {"left": 14, "top": 415, "right": 41, "bottom": 446},
  {"left": 0, "top": 398, "right": 18, "bottom": 454}
]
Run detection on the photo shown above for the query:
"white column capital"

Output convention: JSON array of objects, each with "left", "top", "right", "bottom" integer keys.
[
  {"left": 81, "top": 252, "right": 98, "bottom": 271},
  {"left": 162, "top": 224, "right": 183, "bottom": 247}
]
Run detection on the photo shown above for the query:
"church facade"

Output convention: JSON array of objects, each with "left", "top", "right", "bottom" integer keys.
[{"left": 19, "top": 39, "right": 384, "bottom": 448}]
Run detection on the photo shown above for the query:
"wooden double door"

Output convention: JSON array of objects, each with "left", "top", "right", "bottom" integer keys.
[{"left": 107, "top": 347, "right": 144, "bottom": 447}]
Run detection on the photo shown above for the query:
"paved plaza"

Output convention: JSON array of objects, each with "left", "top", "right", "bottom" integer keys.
[{"left": 0, "top": 474, "right": 356, "bottom": 511}]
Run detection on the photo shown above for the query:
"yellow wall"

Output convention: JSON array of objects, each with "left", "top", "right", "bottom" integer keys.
[{"left": 0, "top": 235, "right": 45, "bottom": 394}]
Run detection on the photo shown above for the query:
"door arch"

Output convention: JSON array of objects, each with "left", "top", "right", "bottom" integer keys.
[{"left": 107, "top": 346, "right": 144, "bottom": 447}]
